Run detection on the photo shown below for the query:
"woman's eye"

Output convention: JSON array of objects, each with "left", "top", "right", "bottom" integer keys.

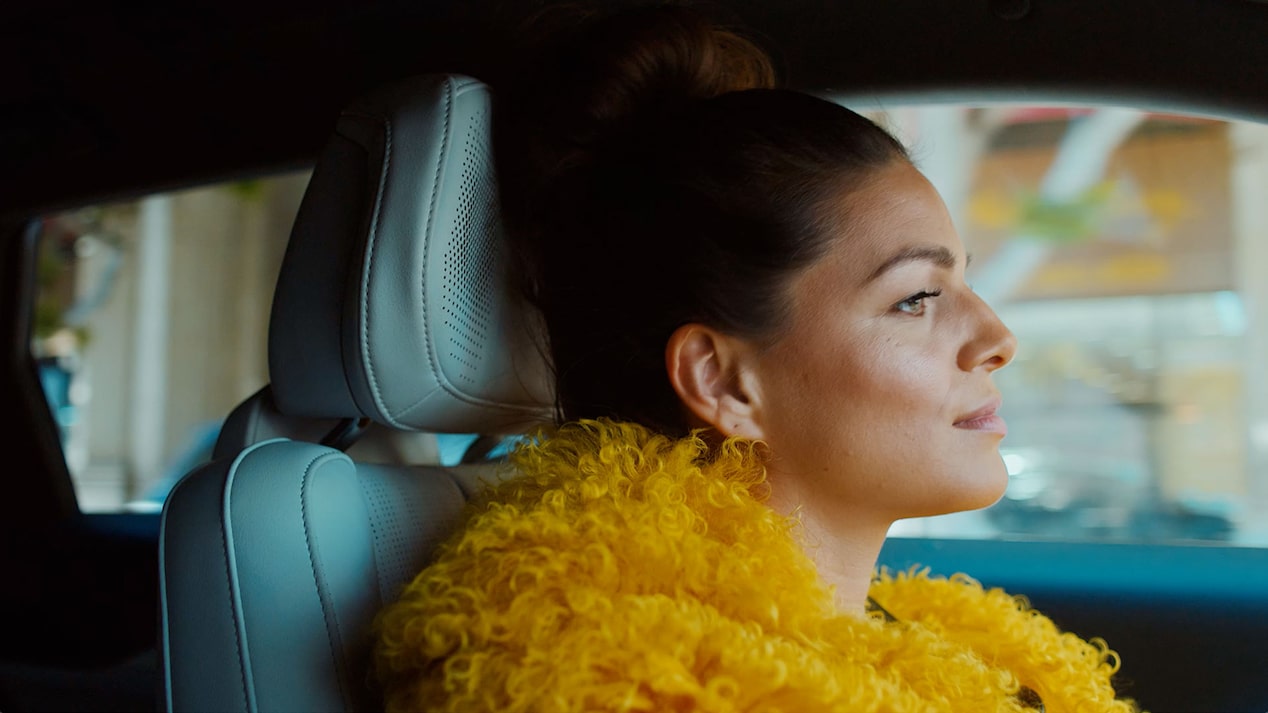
[{"left": 895, "top": 289, "right": 942, "bottom": 316}]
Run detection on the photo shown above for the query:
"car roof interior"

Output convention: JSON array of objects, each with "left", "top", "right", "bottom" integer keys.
[
  {"left": 4, "top": 1, "right": 1268, "bottom": 711},
  {"left": 6, "top": 0, "right": 1268, "bottom": 218}
]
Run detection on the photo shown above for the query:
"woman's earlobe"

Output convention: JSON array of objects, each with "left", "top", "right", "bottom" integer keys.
[{"left": 665, "top": 324, "right": 765, "bottom": 439}]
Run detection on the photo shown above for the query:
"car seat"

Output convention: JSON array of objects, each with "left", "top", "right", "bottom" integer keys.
[{"left": 158, "top": 74, "right": 553, "bottom": 712}]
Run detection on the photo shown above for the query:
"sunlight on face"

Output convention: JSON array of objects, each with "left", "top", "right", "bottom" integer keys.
[{"left": 755, "top": 161, "right": 1018, "bottom": 532}]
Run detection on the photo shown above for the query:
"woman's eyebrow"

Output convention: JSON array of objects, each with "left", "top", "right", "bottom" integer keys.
[{"left": 864, "top": 244, "right": 959, "bottom": 283}]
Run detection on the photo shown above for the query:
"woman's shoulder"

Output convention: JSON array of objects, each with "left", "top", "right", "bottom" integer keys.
[
  {"left": 453, "top": 418, "right": 777, "bottom": 545},
  {"left": 413, "top": 419, "right": 828, "bottom": 617}
]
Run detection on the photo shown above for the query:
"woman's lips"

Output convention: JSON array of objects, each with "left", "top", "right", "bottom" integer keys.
[{"left": 954, "top": 400, "right": 1007, "bottom": 436}]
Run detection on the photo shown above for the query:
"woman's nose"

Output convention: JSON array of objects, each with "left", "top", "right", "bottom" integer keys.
[{"left": 959, "top": 292, "right": 1017, "bottom": 372}]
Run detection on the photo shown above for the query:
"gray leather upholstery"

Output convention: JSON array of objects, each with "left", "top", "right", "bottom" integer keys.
[
  {"left": 212, "top": 386, "right": 442, "bottom": 466},
  {"left": 161, "top": 442, "right": 495, "bottom": 712},
  {"left": 160, "top": 74, "right": 550, "bottom": 712},
  {"left": 268, "top": 74, "right": 551, "bottom": 433},
  {"left": 212, "top": 387, "right": 338, "bottom": 461}
]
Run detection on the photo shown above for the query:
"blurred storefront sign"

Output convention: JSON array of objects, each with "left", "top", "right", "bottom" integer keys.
[{"left": 965, "top": 119, "right": 1232, "bottom": 301}]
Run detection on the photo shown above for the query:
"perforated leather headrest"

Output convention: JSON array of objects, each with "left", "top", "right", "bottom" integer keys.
[{"left": 268, "top": 75, "right": 553, "bottom": 434}]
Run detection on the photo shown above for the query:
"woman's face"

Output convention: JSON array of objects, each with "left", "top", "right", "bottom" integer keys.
[{"left": 752, "top": 160, "right": 1017, "bottom": 530}]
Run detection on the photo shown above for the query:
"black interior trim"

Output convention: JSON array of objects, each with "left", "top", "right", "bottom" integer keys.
[
  {"left": 1, "top": 219, "right": 78, "bottom": 527},
  {"left": 2, "top": 0, "right": 1266, "bottom": 218}
]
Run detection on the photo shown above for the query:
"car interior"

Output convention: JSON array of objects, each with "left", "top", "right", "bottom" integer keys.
[
  {"left": 161, "top": 73, "right": 551, "bottom": 712},
  {"left": 4, "top": 1, "right": 1268, "bottom": 712}
]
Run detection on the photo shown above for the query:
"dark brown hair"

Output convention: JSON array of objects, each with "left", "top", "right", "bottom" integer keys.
[{"left": 493, "top": 2, "right": 909, "bottom": 435}]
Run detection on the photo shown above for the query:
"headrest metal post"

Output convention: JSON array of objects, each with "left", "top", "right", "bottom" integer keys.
[{"left": 320, "top": 417, "right": 373, "bottom": 452}]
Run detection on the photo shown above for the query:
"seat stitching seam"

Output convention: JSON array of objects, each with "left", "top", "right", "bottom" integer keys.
[
  {"left": 409, "top": 78, "right": 455, "bottom": 427},
  {"left": 360, "top": 115, "right": 393, "bottom": 422},
  {"left": 301, "top": 452, "right": 354, "bottom": 709},
  {"left": 220, "top": 470, "right": 252, "bottom": 711}
]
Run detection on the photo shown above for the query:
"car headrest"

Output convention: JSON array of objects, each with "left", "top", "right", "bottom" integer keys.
[{"left": 267, "top": 74, "right": 553, "bottom": 435}]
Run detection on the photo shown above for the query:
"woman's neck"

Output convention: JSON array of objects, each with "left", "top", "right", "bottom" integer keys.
[
  {"left": 766, "top": 486, "right": 892, "bottom": 615},
  {"left": 800, "top": 518, "right": 891, "bottom": 615}
]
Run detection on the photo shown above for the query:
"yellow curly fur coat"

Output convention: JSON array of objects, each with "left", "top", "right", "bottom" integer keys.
[{"left": 374, "top": 420, "right": 1137, "bottom": 712}]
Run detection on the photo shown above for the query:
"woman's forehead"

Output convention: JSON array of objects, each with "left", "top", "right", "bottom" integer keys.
[{"left": 813, "top": 163, "right": 965, "bottom": 283}]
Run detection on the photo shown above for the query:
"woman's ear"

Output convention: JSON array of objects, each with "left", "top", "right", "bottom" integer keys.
[{"left": 665, "top": 323, "right": 765, "bottom": 439}]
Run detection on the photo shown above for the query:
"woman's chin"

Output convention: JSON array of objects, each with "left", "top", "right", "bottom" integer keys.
[
  {"left": 964, "top": 462, "right": 1012, "bottom": 512},
  {"left": 909, "top": 463, "right": 1011, "bottom": 519}
]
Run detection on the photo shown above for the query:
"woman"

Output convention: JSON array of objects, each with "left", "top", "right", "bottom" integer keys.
[{"left": 374, "top": 4, "right": 1137, "bottom": 711}]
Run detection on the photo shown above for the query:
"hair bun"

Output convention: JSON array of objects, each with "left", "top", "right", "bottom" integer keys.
[
  {"left": 538, "top": 3, "right": 775, "bottom": 132},
  {"left": 494, "top": 2, "right": 777, "bottom": 240}
]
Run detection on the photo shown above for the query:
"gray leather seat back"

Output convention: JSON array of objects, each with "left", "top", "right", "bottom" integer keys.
[
  {"left": 160, "top": 74, "right": 551, "bottom": 712},
  {"left": 162, "top": 442, "right": 498, "bottom": 712}
]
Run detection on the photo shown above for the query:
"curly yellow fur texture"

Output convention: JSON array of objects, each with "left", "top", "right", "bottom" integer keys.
[{"left": 374, "top": 419, "right": 1138, "bottom": 712}]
